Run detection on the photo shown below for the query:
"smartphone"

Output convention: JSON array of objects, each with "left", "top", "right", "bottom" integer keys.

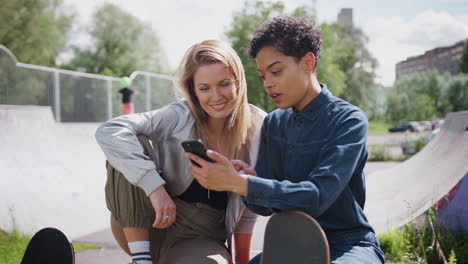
[{"left": 181, "top": 139, "right": 215, "bottom": 167}]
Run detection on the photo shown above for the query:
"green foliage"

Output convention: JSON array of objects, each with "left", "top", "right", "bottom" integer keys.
[
  {"left": 225, "top": 1, "right": 378, "bottom": 115},
  {"left": 368, "top": 121, "right": 391, "bottom": 134},
  {"left": 333, "top": 24, "right": 380, "bottom": 116},
  {"left": 386, "top": 71, "right": 468, "bottom": 123},
  {"left": 225, "top": 1, "right": 350, "bottom": 112},
  {"left": 402, "top": 137, "right": 429, "bottom": 156},
  {"left": 386, "top": 72, "right": 442, "bottom": 123},
  {"left": 378, "top": 228, "right": 409, "bottom": 261},
  {"left": 0, "top": 0, "right": 74, "bottom": 66},
  {"left": 447, "top": 74, "right": 468, "bottom": 112},
  {"left": 449, "top": 250, "right": 457, "bottom": 264},
  {"left": 0, "top": 51, "right": 52, "bottom": 106},
  {"left": 460, "top": 42, "right": 468, "bottom": 74},
  {"left": 73, "top": 243, "right": 103, "bottom": 252},
  {"left": 5, "top": 74, "right": 48, "bottom": 105},
  {"left": 59, "top": 77, "right": 109, "bottom": 122},
  {"left": 317, "top": 23, "right": 347, "bottom": 97},
  {"left": 225, "top": 0, "right": 289, "bottom": 112},
  {"left": 368, "top": 145, "right": 391, "bottom": 161},
  {"left": 0, "top": 229, "right": 30, "bottom": 264},
  {"left": 378, "top": 213, "right": 468, "bottom": 264},
  {"left": 63, "top": 3, "right": 167, "bottom": 77},
  {"left": 391, "top": 92, "right": 436, "bottom": 122},
  {"left": 367, "top": 144, "right": 407, "bottom": 161}
]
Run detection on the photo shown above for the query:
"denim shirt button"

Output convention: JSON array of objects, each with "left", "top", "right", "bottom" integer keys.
[{"left": 296, "top": 119, "right": 303, "bottom": 129}]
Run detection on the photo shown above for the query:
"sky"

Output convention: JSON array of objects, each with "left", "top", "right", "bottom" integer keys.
[{"left": 64, "top": 0, "right": 468, "bottom": 86}]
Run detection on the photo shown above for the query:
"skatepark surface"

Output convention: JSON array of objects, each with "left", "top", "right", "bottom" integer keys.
[
  {"left": 365, "top": 110, "right": 468, "bottom": 234},
  {"left": 0, "top": 105, "right": 108, "bottom": 238},
  {"left": 1, "top": 105, "right": 467, "bottom": 263}
]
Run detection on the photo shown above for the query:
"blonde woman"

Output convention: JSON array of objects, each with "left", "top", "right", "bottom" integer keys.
[{"left": 95, "top": 40, "right": 266, "bottom": 264}]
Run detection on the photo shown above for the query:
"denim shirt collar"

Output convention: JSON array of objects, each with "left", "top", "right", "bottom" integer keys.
[{"left": 292, "top": 83, "right": 331, "bottom": 121}]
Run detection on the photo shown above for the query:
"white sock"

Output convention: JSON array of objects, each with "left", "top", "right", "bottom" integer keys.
[{"left": 128, "top": 241, "right": 152, "bottom": 264}]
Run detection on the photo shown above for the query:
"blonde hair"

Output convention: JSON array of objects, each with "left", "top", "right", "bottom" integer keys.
[{"left": 177, "top": 40, "right": 251, "bottom": 161}]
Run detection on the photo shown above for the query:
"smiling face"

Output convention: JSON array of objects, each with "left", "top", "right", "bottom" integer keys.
[
  {"left": 256, "top": 46, "right": 316, "bottom": 110},
  {"left": 193, "top": 63, "right": 238, "bottom": 121}
]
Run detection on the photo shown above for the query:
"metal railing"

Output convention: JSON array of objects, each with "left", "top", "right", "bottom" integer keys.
[{"left": 0, "top": 45, "right": 178, "bottom": 122}]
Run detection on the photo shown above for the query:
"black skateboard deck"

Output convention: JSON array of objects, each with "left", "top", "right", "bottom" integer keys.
[
  {"left": 261, "top": 211, "right": 330, "bottom": 264},
  {"left": 21, "top": 227, "right": 74, "bottom": 264}
]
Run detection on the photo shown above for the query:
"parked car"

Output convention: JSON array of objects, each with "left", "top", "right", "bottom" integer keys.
[{"left": 388, "top": 122, "right": 422, "bottom": 132}]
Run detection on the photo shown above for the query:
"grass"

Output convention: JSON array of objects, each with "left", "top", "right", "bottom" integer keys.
[
  {"left": 0, "top": 229, "right": 30, "bottom": 264},
  {"left": 378, "top": 228, "right": 409, "bottom": 261},
  {"left": 369, "top": 120, "right": 392, "bottom": 134},
  {"left": 368, "top": 144, "right": 408, "bottom": 162},
  {"left": 378, "top": 213, "right": 468, "bottom": 264},
  {"left": 73, "top": 243, "right": 102, "bottom": 252},
  {"left": 0, "top": 229, "right": 103, "bottom": 264}
]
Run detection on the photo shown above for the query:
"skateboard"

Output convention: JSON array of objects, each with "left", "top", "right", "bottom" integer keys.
[
  {"left": 21, "top": 227, "right": 75, "bottom": 264},
  {"left": 261, "top": 211, "right": 330, "bottom": 264}
]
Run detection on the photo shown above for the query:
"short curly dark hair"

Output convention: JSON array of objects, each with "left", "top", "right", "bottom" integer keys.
[{"left": 248, "top": 16, "right": 322, "bottom": 67}]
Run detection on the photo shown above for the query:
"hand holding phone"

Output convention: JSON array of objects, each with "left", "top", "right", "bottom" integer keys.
[{"left": 181, "top": 139, "right": 215, "bottom": 167}]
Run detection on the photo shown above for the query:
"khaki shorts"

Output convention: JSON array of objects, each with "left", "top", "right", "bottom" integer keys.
[{"left": 105, "top": 136, "right": 231, "bottom": 263}]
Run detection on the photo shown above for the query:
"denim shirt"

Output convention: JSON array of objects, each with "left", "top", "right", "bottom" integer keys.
[{"left": 245, "top": 84, "right": 374, "bottom": 234}]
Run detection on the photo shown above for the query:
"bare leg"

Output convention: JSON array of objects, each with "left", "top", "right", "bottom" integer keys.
[
  {"left": 110, "top": 216, "right": 130, "bottom": 255},
  {"left": 110, "top": 216, "right": 152, "bottom": 256},
  {"left": 123, "top": 227, "right": 150, "bottom": 242}
]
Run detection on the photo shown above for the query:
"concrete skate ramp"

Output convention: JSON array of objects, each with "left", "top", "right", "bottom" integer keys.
[
  {"left": 0, "top": 105, "right": 108, "bottom": 239},
  {"left": 365, "top": 111, "right": 468, "bottom": 234}
]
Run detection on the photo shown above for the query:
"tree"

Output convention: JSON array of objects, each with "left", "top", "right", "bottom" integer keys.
[
  {"left": 0, "top": 0, "right": 74, "bottom": 66},
  {"left": 365, "top": 84, "right": 387, "bottom": 120},
  {"left": 333, "top": 24, "right": 379, "bottom": 115},
  {"left": 460, "top": 42, "right": 468, "bottom": 74},
  {"left": 416, "top": 72, "right": 451, "bottom": 116},
  {"left": 226, "top": 1, "right": 286, "bottom": 112},
  {"left": 316, "top": 23, "right": 347, "bottom": 97},
  {"left": 225, "top": 1, "right": 381, "bottom": 115},
  {"left": 397, "top": 71, "right": 451, "bottom": 116},
  {"left": 64, "top": 3, "right": 167, "bottom": 77},
  {"left": 386, "top": 87, "right": 436, "bottom": 123},
  {"left": 226, "top": 1, "right": 351, "bottom": 112},
  {"left": 384, "top": 71, "right": 457, "bottom": 122},
  {"left": 0, "top": 0, "right": 73, "bottom": 106},
  {"left": 447, "top": 74, "right": 468, "bottom": 112}
]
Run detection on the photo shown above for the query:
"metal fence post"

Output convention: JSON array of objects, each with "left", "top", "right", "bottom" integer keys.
[
  {"left": 145, "top": 75, "right": 151, "bottom": 111},
  {"left": 107, "top": 79, "right": 113, "bottom": 120},
  {"left": 53, "top": 71, "right": 61, "bottom": 122}
]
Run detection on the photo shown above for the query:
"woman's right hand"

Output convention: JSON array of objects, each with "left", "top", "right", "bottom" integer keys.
[{"left": 149, "top": 185, "right": 176, "bottom": 229}]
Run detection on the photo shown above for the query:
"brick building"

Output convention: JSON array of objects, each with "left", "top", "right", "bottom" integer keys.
[{"left": 396, "top": 39, "right": 467, "bottom": 80}]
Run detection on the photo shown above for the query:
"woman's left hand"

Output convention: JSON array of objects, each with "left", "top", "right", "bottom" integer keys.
[{"left": 186, "top": 150, "right": 248, "bottom": 196}]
